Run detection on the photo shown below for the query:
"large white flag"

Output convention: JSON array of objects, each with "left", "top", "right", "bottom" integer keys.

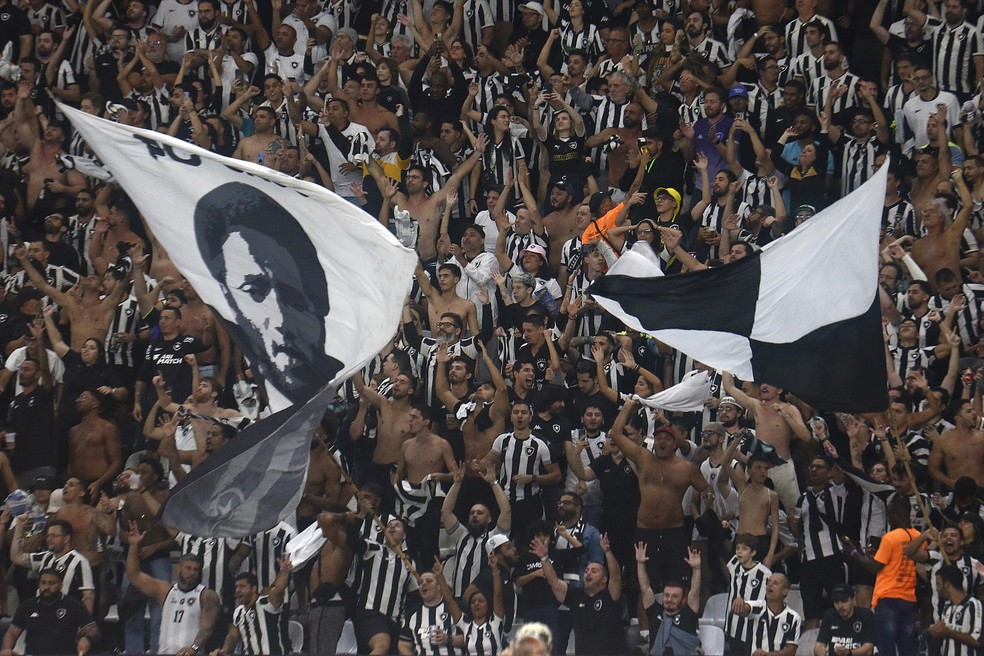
[{"left": 61, "top": 104, "right": 417, "bottom": 535}]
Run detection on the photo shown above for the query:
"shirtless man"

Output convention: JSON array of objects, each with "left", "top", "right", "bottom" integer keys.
[
  {"left": 310, "top": 508, "right": 356, "bottom": 655},
  {"left": 395, "top": 405, "right": 455, "bottom": 486},
  {"left": 930, "top": 399, "right": 984, "bottom": 489},
  {"left": 353, "top": 371, "right": 417, "bottom": 508},
  {"left": 28, "top": 261, "right": 125, "bottom": 350},
  {"left": 436, "top": 342, "right": 509, "bottom": 464},
  {"left": 68, "top": 391, "right": 122, "bottom": 499},
  {"left": 416, "top": 262, "right": 480, "bottom": 335},
  {"left": 15, "top": 88, "right": 86, "bottom": 211},
  {"left": 348, "top": 74, "right": 398, "bottom": 136},
  {"left": 367, "top": 134, "right": 487, "bottom": 262},
  {"left": 911, "top": 168, "right": 972, "bottom": 292},
  {"left": 721, "top": 432, "right": 780, "bottom": 567},
  {"left": 297, "top": 427, "right": 348, "bottom": 524},
  {"left": 90, "top": 187, "right": 147, "bottom": 277},
  {"left": 232, "top": 106, "right": 286, "bottom": 163},
  {"left": 176, "top": 281, "right": 231, "bottom": 382},
  {"left": 541, "top": 184, "right": 578, "bottom": 272},
  {"left": 723, "top": 371, "right": 812, "bottom": 512},
  {"left": 57, "top": 477, "right": 115, "bottom": 569},
  {"left": 609, "top": 398, "right": 712, "bottom": 590}
]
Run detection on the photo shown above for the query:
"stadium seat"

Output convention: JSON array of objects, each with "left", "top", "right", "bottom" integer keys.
[
  {"left": 797, "top": 628, "right": 819, "bottom": 656},
  {"left": 288, "top": 619, "right": 304, "bottom": 653},
  {"left": 702, "top": 592, "right": 729, "bottom": 629},
  {"left": 699, "top": 624, "right": 726, "bottom": 656},
  {"left": 336, "top": 619, "right": 359, "bottom": 654}
]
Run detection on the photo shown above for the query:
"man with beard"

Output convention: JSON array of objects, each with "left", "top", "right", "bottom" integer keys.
[
  {"left": 906, "top": 0, "right": 984, "bottom": 102},
  {"left": 35, "top": 30, "right": 79, "bottom": 105},
  {"left": 442, "top": 461, "right": 512, "bottom": 599},
  {"left": 684, "top": 9, "right": 729, "bottom": 68},
  {"left": 116, "top": 40, "right": 170, "bottom": 130},
  {"left": 183, "top": 0, "right": 225, "bottom": 70},
  {"left": 1, "top": 568, "right": 99, "bottom": 655},
  {"left": 682, "top": 89, "right": 733, "bottom": 201},
  {"left": 814, "top": 583, "right": 876, "bottom": 656},
  {"left": 723, "top": 371, "right": 812, "bottom": 512},
  {"left": 622, "top": 129, "right": 686, "bottom": 225},
  {"left": 126, "top": 522, "right": 221, "bottom": 656},
  {"left": 765, "top": 79, "right": 809, "bottom": 143},
  {"left": 608, "top": 399, "right": 711, "bottom": 602},
  {"left": 807, "top": 42, "right": 859, "bottom": 116},
  {"left": 930, "top": 399, "right": 984, "bottom": 490},
  {"left": 585, "top": 75, "right": 636, "bottom": 182},
  {"left": 906, "top": 524, "right": 982, "bottom": 624},
  {"left": 212, "top": 560, "right": 292, "bottom": 655},
  {"left": 466, "top": 534, "right": 519, "bottom": 631},
  {"left": 691, "top": 164, "right": 746, "bottom": 263},
  {"left": 639, "top": 544, "right": 702, "bottom": 655}
]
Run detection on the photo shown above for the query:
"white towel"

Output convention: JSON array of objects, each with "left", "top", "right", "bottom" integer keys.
[{"left": 634, "top": 370, "right": 713, "bottom": 412}]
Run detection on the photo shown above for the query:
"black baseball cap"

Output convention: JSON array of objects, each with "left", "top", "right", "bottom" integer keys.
[
  {"left": 831, "top": 583, "right": 854, "bottom": 601},
  {"left": 589, "top": 189, "right": 613, "bottom": 215}
]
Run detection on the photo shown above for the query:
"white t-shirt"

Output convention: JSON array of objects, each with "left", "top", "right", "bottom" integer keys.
[{"left": 4, "top": 346, "right": 64, "bottom": 396}]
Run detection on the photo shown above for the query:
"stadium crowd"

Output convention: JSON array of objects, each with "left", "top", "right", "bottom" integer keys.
[{"left": 0, "top": 0, "right": 981, "bottom": 654}]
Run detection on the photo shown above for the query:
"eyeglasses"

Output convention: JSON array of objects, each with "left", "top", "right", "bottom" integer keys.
[
  {"left": 436, "top": 321, "right": 456, "bottom": 328},
  {"left": 700, "top": 430, "right": 719, "bottom": 437}
]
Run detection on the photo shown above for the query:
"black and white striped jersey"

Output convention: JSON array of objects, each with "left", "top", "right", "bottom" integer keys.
[
  {"left": 808, "top": 73, "right": 860, "bottom": 114},
  {"left": 400, "top": 600, "right": 457, "bottom": 656},
  {"left": 559, "top": 19, "right": 604, "bottom": 62},
  {"left": 491, "top": 432, "right": 553, "bottom": 501},
  {"left": 883, "top": 198, "right": 916, "bottom": 237},
  {"left": 247, "top": 521, "right": 295, "bottom": 590},
  {"left": 724, "top": 556, "right": 771, "bottom": 642},
  {"left": 796, "top": 483, "right": 848, "bottom": 561},
  {"left": 678, "top": 93, "right": 704, "bottom": 125},
  {"left": 6, "top": 263, "right": 79, "bottom": 296},
  {"left": 459, "top": 615, "right": 505, "bottom": 656},
  {"left": 416, "top": 336, "right": 481, "bottom": 408},
  {"left": 737, "top": 169, "right": 774, "bottom": 210},
  {"left": 446, "top": 524, "right": 501, "bottom": 598},
  {"left": 353, "top": 541, "right": 413, "bottom": 621},
  {"left": 28, "top": 549, "right": 94, "bottom": 602},
  {"left": 233, "top": 595, "right": 290, "bottom": 655},
  {"left": 933, "top": 22, "right": 984, "bottom": 98},
  {"left": 941, "top": 595, "right": 984, "bottom": 656},
  {"left": 784, "top": 14, "right": 838, "bottom": 60},
  {"left": 926, "top": 551, "right": 983, "bottom": 621},
  {"left": 686, "top": 36, "right": 730, "bottom": 68},
  {"left": 587, "top": 97, "right": 629, "bottom": 174},
  {"left": 27, "top": 2, "right": 65, "bottom": 31},
  {"left": 65, "top": 213, "right": 97, "bottom": 276},
  {"left": 746, "top": 601, "right": 802, "bottom": 653},
  {"left": 460, "top": 0, "right": 494, "bottom": 49},
  {"left": 748, "top": 85, "right": 783, "bottom": 136},
  {"left": 837, "top": 135, "right": 883, "bottom": 197},
  {"left": 105, "top": 296, "right": 142, "bottom": 368}
]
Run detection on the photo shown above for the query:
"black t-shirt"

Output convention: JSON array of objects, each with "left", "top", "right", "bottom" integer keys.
[
  {"left": 816, "top": 607, "right": 877, "bottom": 654},
  {"left": 566, "top": 389, "right": 618, "bottom": 430},
  {"left": 887, "top": 34, "right": 933, "bottom": 70},
  {"left": 531, "top": 412, "right": 573, "bottom": 473},
  {"left": 563, "top": 586, "right": 627, "bottom": 655},
  {"left": 646, "top": 602, "right": 699, "bottom": 650},
  {"left": 0, "top": 6, "right": 30, "bottom": 62},
  {"left": 13, "top": 593, "right": 94, "bottom": 655},
  {"left": 515, "top": 338, "right": 561, "bottom": 391},
  {"left": 590, "top": 454, "right": 641, "bottom": 514},
  {"left": 545, "top": 134, "right": 589, "bottom": 180},
  {"left": 9, "top": 386, "right": 56, "bottom": 472},
  {"left": 515, "top": 553, "right": 556, "bottom": 611},
  {"left": 139, "top": 334, "right": 208, "bottom": 402},
  {"left": 58, "top": 350, "right": 123, "bottom": 420}
]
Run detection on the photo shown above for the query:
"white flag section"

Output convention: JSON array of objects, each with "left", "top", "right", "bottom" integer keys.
[
  {"left": 60, "top": 104, "right": 418, "bottom": 535},
  {"left": 589, "top": 163, "right": 888, "bottom": 412},
  {"left": 634, "top": 370, "right": 712, "bottom": 412}
]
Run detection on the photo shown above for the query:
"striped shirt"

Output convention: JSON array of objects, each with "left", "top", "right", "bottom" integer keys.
[
  {"left": 184, "top": 24, "right": 226, "bottom": 53},
  {"left": 933, "top": 22, "right": 984, "bottom": 98},
  {"left": 65, "top": 213, "right": 97, "bottom": 276},
  {"left": 737, "top": 169, "right": 774, "bottom": 210},
  {"left": 459, "top": 615, "right": 505, "bottom": 656},
  {"left": 447, "top": 524, "right": 501, "bottom": 598},
  {"left": 461, "top": 0, "right": 494, "bottom": 50},
  {"left": 943, "top": 284, "right": 984, "bottom": 347},
  {"left": 927, "top": 551, "right": 983, "bottom": 621},
  {"left": 128, "top": 86, "right": 171, "bottom": 130},
  {"left": 247, "top": 521, "right": 295, "bottom": 590},
  {"left": 784, "top": 14, "right": 838, "bottom": 60},
  {"left": 678, "top": 93, "right": 704, "bottom": 125},
  {"left": 884, "top": 83, "right": 914, "bottom": 127},
  {"left": 701, "top": 200, "right": 750, "bottom": 262},
  {"left": 808, "top": 72, "right": 860, "bottom": 114},
  {"left": 416, "top": 336, "right": 481, "bottom": 409},
  {"left": 884, "top": 198, "right": 916, "bottom": 237},
  {"left": 588, "top": 97, "right": 628, "bottom": 173},
  {"left": 724, "top": 556, "right": 770, "bottom": 642},
  {"left": 27, "top": 2, "right": 65, "bottom": 31},
  {"left": 353, "top": 541, "right": 412, "bottom": 620},
  {"left": 233, "top": 595, "right": 290, "bottom": 655},
  {"left": 748, "top": 85, "right": 783, "bottom": 137},
  {"left": 400, "top": 600, "right": 456, "bottom": 656},
  {"left": 837, "top": 135, "right": 882, "bottom": 197},
  {"left": 559, "top": 19, "right": 604, "bottom": 62},
  {"left": 6, "top": 263, "right": 79, "bottom": 296},
  {"left": 746, "top": 601, "right": 802, "bottom": 653},
  {"left": 503, "top": 227, "right": 549, "bottom": 269},
  {"left": 28, "top": 550, "right": 94, "bottom": 602},
  {"left": 796, "top": 483, "right": 848, "bottom": 561},
  {"left": 482, "top": 135, "right": 525, "bottom": 189},
  {"left": 491, "top": 432, "right": 553, "bottom": 502},
  {"left": 105, "top": 296, "right": 142, "bottom": 368},
  {"left": 792, "top": 51, "right": 824, "bottom": 89},
  {"left": 687, "top": 36, "right": 730, "bottom": 68},
  {"left": 941, "top": 595, "right": 984, "bottom": 656}
]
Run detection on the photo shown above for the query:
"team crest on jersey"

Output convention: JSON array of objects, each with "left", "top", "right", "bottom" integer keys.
[
  {"left": 552, "top": 425, "right": 560, "bottom": 433},
  {"left": 126, "top": 307, "right": 134, "bottom": 316},
  {"left": 526, "top": 446, "right": 535, "bottom": 456},
  {"left": 673, "top": 614, "right": 681, "bottom": 624},
  {"left": 273, "top": 537, "right": 281, "bottom": 546},
  {"left": 853, "top": 621, "right": 862, "bottom": 633},
  {"left": 189, "top": 9, "right": 195, "bottom": 15},
  {"left": 782, "top": 622, "right": 790, "bottom": 631},
  {"left": 56, "top": 609, "right": 67, "bottom": 619},
  {"left": 248, "top": 610, "right": 255, "bottom": 619},
  {"left": 0, "top": 13, "right": 10, "bottom": 20},
  {"left": 291, "top": 61, "right": 299, "bottom": 68},
  {"left": 440, "top": 612, "right": 449, "bottom": 621},
  {"left": 174, "top": 343, "right": 182, "bottom": 351},
  {"left": 569, "top": 141, "right": 577, "bottom": 150},
  {"left": 188, "top": 597, "right": 197, "bottom": 606},
  {"left": 466, "top": 9, "right": 473, "bottom": 16},
  {"left": 594, "top": 599, "right": 603, "bottom": 610},
  {"left": 751, "top": 579, "right": 760, "bottom": 587}
]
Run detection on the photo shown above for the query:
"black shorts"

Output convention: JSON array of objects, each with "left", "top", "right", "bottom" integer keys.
[
  {"left": 353, "top": 609, "right": 397, "bottom": 649},
  {"left": 636, "top": 526, "right": 691, "bottom": 588},
  {"left": 800, "top": 555, "right": 848, "bottom": 620},
  {"left": 848, "top": 559, "right": 876, "bottom": 587}
]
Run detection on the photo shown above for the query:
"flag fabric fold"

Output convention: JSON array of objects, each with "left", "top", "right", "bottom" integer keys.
[
  {"left": 588, "top": 163, "right": 890, "bottom": 413},
  {"left": 60, "top": 103, "right": 418, "bottom": 536},
  {"left": 634, "top": 369, "right": 713, "bottom": 412}
]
